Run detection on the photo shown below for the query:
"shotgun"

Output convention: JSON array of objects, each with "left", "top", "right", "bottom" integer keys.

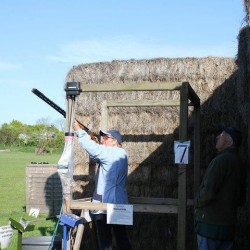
[{"left": 31, "top": 88, "right": 99, "bottom": 142}]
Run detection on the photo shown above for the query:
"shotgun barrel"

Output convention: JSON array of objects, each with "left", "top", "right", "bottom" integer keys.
[
  {"left": 31, "top": 88, "right": 99, "bottom": 141},
  {"left": 32, "top": 88, "right": 66, "bottom": 117}
]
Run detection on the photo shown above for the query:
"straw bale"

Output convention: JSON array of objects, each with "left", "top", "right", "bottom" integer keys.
[
  {"left": 66, "top": 57, "right": 237, "bottom": 175},
  {"left": 244, "top": 0, "right": 250, "bottom": 25},
  {"left": 65, "top": 56, "right": 250, "bottom": 249},
  {"left": 234, "top": 26, "right": 250, "bottom": 249},
  {"left": 67, "top": 57, "right": 236, "bottom": 115}
]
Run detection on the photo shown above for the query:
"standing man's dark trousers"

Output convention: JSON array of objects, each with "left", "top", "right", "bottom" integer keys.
[{"left": 90, "top": 213, "right": 132, "bottom": 250}]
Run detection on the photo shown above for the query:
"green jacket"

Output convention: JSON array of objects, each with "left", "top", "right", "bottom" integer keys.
[{"left": 195, "top": 148, "right": 245, "bottom": 226}]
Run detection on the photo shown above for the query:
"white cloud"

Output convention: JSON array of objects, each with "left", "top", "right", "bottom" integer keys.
[{"left": 48, "top": 36, "right": 237, "bottom": 65}]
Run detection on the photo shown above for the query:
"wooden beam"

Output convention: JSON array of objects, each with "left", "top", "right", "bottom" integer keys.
[
  {"left": 178, "top": 82, "right": 189, "bottom": 250},
  {"left": 193, "top": 105, "right": 200, "bottom": 250},
  {"left": 186, "top": 82, "right": 200, "bottom": 107},
  {"left": 128, "top": 197, "right": 193, "bottom": 206},
  {"left": 80, "top": 82, "right": 183, "bottom": 92},
  {"left": 73, "top": 210, "right": 85, "bottom": 250},
  {"left": 193, "top": 106, "right": 201, "bottom": 196},
  {"left": 105, "top": 100, "right": 180, "bottom": 107},
  {"left": 101, "top": 100, "right": 108, "bottom": 130},
  {"left": 73, "top": 80, "right": 201, "bottom": 250},
  {"left": 71, "top": 201, "right": 105, "bottom": 210},
  {"left": 134, "top": 204, "right": 177, "bottom": 214},
  {"left": 70, "top": 200, "right": 178, "bottom": 214}
]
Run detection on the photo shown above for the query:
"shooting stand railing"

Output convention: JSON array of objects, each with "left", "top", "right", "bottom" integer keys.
[{"left": 68, "top": 81, "right": 200, "bottom": 250}]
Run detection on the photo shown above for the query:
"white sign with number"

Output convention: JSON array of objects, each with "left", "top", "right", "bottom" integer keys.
[
  {"left": 0, "top": 225, "right": 13, "bottom": 249},
  {"left": 107, "top": 204, "right": 133, "bottom": 225},
  {"left": 174, "top": 141, "right": 191, "bottom": 164}
]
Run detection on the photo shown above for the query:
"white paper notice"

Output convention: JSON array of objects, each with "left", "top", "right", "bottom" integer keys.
[
  {"left": 0, "top": 225, "right": 13, "bottom": 249},
  {"left": 107, "top": 204, "right": 133, "bottom": 225},
  {"left": 29, "top": 208, "right": 40, "bottom": 218},
  {"left": 174, "top": 141, "right": 191, "bottom": 164}
]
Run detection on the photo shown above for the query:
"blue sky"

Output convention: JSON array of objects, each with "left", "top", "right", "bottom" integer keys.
[{"left": 0, "top": 0, "right": 246, "bottom": 127}]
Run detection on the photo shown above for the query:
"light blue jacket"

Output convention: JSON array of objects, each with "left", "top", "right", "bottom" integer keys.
[{"left": 76, "top": 129, "right": 129, "bottom": 207}]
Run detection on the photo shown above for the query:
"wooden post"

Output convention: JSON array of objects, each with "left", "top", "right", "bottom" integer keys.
[
  {"left": 101, "top": 100, "right": 108, "bottom": 130},
  {"left": 73, "top": 210, "right": 85, "bottom": 250},
  {"left": 193, "top": 104, "right": 200, "bottom": 250},
  {"left": 177, "top": 82, "right": 189, "bottom": 250},
  {"left": 71, "top": 81, "right": 201, "bottom": 249},
  {"left": 193, "top": 105, "right": 200, "bottom": 198}
]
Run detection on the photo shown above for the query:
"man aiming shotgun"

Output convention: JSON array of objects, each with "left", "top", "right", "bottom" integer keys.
[
  {"left": 32, "top": 87, "right": 132, "bottom": 249},
  {"left": 32, "top": 86, "right": 99, "bottom": 212}
]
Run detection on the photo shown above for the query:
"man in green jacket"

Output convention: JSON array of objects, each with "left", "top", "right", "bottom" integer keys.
[{"left": 195, "top": 127, "right": 245, "bottom": 250}]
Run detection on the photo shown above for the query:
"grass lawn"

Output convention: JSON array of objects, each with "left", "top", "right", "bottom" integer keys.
[{"left": 0, "top": 149, "right": 62, "bottom": 249}]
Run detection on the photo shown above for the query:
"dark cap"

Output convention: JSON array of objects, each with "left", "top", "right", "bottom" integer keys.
[
  {"left": 100, "top": 130, "right": 122, "bottom": 144},
  {"left": 223, "top": 127, "right": 242, "bottom": 148}
]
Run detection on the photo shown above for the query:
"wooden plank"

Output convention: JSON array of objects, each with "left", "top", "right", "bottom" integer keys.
[
  {"left": 73, "top": 210, "right": 85, "bottom": 250},
  {"left": 26, "top": 204, "right": 50, "bottom": 213},
  {"left": 186, "top": 82, "right": 200, "bottom": 107},
  {"left": 27, "top": 177, "right": 54, "bottom": 182},
  {"left": 193, "top": 106, "right": 201, "bottom": 195},
  {"left": 193, "top": 101, "right": 200, "bottom": 250},
  {"left": 26, "top": 164, "right": 63, "bottom": 214},
  {"left": 101, "top": 100, "right": 108, "bottom": 130},
  {"left": 106, "top": 100, "right": 180, "bottom": 107},
  {"left": 26, "top": 202, "right": 61, "bottom": 214},
  {"left": 27, "top": 185, "right": 52, "bottom": 190},
  {"left": 27, "top": 190, "right": 61, "bottom": 196},
  {"left": 177, "top": 82, "right": 189, "bottom": 250},
  {"left": 27, "top": 195, "right": 62, "bottom": 200},
  {"left": 26, "top": 181, "right": 52, "bottom": 186},
  {"left": 26, "top": 165, "right": 58, "bottom": 171},
  {"left": 134, "top": 204, "right": 177, "bottom": 214},
  {"left": 27, "top": 194, "right": 62, "bottom": 199},
  {"left": 80, "top": 82, "right": 183, "bottom": 92},
  {"left": 27, "top": 180, "right": 61, "bottom": 186},
  {"left": 27, "top": 199, "right": 54, "bottom": 205},
  {"left": 70, "top": 201, "right": 105, "bottom": 210},
  {"left": 128, "top": 197, "right": 193, "bottom": 206},
  {"left": 75, "top": 197, "right": 92, "bottom": 202},
  {"left": 26, "top": 170, "right": 57, "bottom": 174},
  {"left": 70, "top": 201, "right": 178, "bottom": 214},
  {"left": 27, "top": 173, "right": 60, "bottom": 178}
]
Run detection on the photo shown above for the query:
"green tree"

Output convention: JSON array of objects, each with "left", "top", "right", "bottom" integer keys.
[{"left": 0, "top": 120, "right": 64, "bottom": 151}]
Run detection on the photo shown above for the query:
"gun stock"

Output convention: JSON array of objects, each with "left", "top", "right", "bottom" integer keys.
[{"left": 32, "top": 88, "right": 99, "bottom": 142}]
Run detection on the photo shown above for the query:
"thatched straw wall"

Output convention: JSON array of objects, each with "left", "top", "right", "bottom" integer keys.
[
  {"left": 244, "top": 0, "right": 250, "bottom": 26},
  {"left": 68, "top": 57, "right": 238, "bottom": 199},
  {"left": 64, "top": 56, "right": 249, "bottom": 249},
  {"left": 234, "top": 26, "right": 250, "bottom": 249}
]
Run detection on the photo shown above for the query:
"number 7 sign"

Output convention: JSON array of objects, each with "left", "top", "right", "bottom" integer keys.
[{"left": 174, "top": 141, "right": 191, "bottom": 164}]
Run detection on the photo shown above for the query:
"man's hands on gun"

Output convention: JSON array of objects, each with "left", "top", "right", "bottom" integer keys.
[
  {"left": 73, "top": 119, "right": 81, "bottom": 131},
  {"left": 74, "top": 119, "right": 99, "bottom": 143}
]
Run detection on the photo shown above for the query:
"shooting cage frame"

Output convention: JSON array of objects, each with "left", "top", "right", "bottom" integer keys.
[{"left": 69, "top": 81, "right": 201, "bottom": 250}]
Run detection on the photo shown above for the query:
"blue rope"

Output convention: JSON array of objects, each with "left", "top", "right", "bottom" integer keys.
[{"left": 48, "top": 203, "right": 63, "bottom": 250}]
